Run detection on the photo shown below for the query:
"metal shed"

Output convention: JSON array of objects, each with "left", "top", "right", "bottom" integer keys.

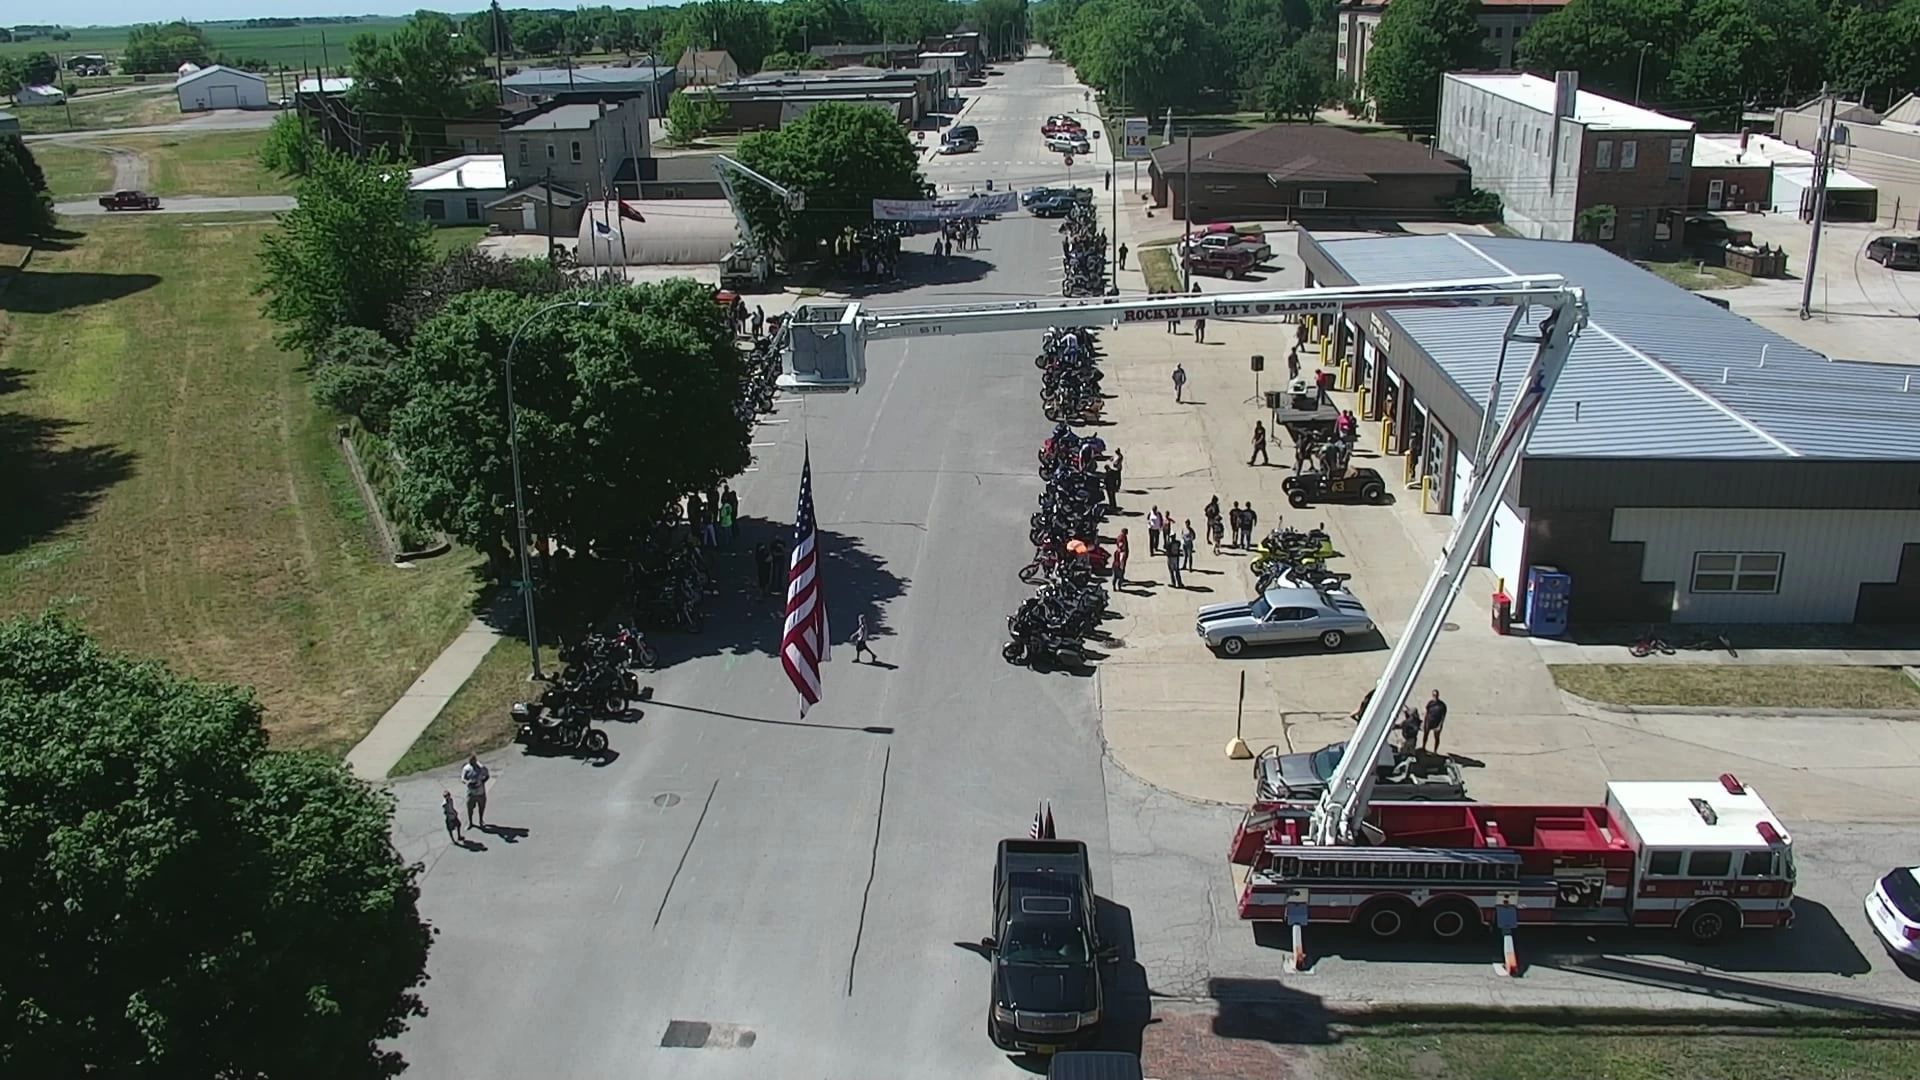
[{"left": 574, "top": 199, "right": 738, "bottom": 266}]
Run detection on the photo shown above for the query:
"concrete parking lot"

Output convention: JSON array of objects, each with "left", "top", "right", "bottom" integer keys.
[{"left": 1698, "top": 211, "right": 1920, "bottom": 365}]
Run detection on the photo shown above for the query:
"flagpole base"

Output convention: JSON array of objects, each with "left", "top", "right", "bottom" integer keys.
[{"left": 1225, "top": 736, "right": 1253, "bottom": 760}]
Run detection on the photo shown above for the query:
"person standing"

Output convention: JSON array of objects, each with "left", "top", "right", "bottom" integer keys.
[
  {"left": 1286, "top": 348, "right": 1300, "bottom": 381},
  {"left": 1147, "top": 506, "right": 1164, "bottom": 555},
  {"left": 851, "top": 613, "right": 879, "bottom": 663},
  {"left": 753, "top": 541, "right": 774, "bottom": 599},
  {"left": 721, "top": 485, "right": 739, "bottom": 541},
  {"left": 1397, "top": 705, "right": 1423, "bottom": 757},
  {"left": 1118, "top": 243, "right": 1128, "bottom": 270},
  {"left": 442, "top": 790, "right": 466, "bottom": 846},
  {"left": 1249, "top": 421, "right": 1269, "bottom": 466},
  {"left": 1181, "top": 520, "right": 1197, "bottom": 571},
  {"left": 1242, "top": 502, "right": 1259, "bottom": 550},
  {"left": 752, "top": 305, "right": 765, "bottom": 340},
  {"left": 1102, "top": 459, "right": 1122, "bottom": 510},
  {"left": 716, "top": 497, "right": 736, "bottom": 549},
  {"left": 1205, "top": 496, "right": 1223, "bottom": 555},
  {"left": 1172, "top": 364, "right": 1188, "bottom": 403},
  {"left": 1227, "top": 502, "right": 1243, "bottom": 549},
  {"left": 1422, "top": 689, "right": 1449, "bottom": 753},
  {"left": 461, "top": 753, "right": 490, "bottom": 830},
  {"left": 1112, "top": 528, "right": 1130, "bottom": 588},
  {"left": 1194, "top": 316, "right": 1207, "bottom": 344},
  {"left": 1163, "top": 532, "right": 1183, "bottom": 587}
]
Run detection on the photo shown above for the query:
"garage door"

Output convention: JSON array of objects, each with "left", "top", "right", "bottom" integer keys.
[
  {"left": 1488, "top": 499, "right": 1527, "bottom": 596},
  {"left": 1449, "top": 448, "right": 1473, "bottom": 518},
  {"left": 209, "top": 84, "right": 239, "bottom": 109}
]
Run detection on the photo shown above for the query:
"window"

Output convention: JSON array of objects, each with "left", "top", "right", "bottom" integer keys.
[
  {"left": 546, "top": 142, "right": 557, "bottom": 160},
  {"left": 1654, "top": 210, "right": 1674, "bottom": 240},
  {"left": 1299, "top": 189, "right": 1328, "bottom": 209},
  {"left": 1687, "top": 850, "right": 1733, "bottom": 877},
  {"left": 1647, "top": 850, "right": 1682, "bottom": 875},
  {"left": 1496, "top": 117, "right": 1504, "bottom": 143},
  {"left": 1741, "top": 850, "right": 1776, "bottom": 877},
  {"left": 517, "top": 139, "right": 528, "bottom": 167},
  {"left": 1691, "top": 552, "right": 1782, "bottom": 594},
  {"left": 1598, "top": 215, "right": 1616, "bottom": 241},
  {"left": 423, "top": 198, "right": 446, "bottom": 221},
  {"left": 1533, "top": 128, "right": 1542, "bottom": 153},
  {"left": 464, "top": 197, "right": 480, "bottom": 220},
  {"left": 1595, "top": 139, "right": 1613, "bottom": 169},
  {"left": 1620, "top": 139, "right": 1638, "bottom": 169},
  {"left": 570, "top": 140, "right": 582, "bottom": 162},
  {"left": 1669, "top": 138, "right": 1686, "bottom": 164}
]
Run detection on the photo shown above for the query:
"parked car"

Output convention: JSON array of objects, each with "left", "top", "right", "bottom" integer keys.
[
  {"left": 940, "top": 137, "right": 977, "bottom": 154},
  {"left": 1255, "top": 741, "right": 1467, "bottom": 803},
  {"left": 1865, "top": 865, "right": 1920, "bottom": 966},
  {"left": 1023, "top": 185, "right": 1065, "bottom": 205},
  {"left": 1046, "top": 133, "right": 1091, "bottom": 154},
  {"left": 1195, "top": 584, "right": 1374, "bottom": 656},
  {"left": 1866, "top": 235, "right": 1920, "bottom": 270},
  {"left": 98, "top": 190, "right": 160, "bottom": 211},
  {"left": 1029, "top": 188, "right": 1094, "bottom": 216},
  {"left": 1181, "top": 243, "right": 1262, "bottom": 279},
  {"left": 1183, "top": 229, "right": 1272, "bottom": 266},
  {"left": 945, "top": 124, "right": 980, "bottom": 144},
  {"left": 1683, "top": 215, "right": 1753, "bottom": 249}
]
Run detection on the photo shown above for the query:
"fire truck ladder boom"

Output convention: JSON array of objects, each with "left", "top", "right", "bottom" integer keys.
[
  {"left": 714, "top": 155, "right": 805, "bottom": 275},
  {"left": 786, "top": 277, "right": 1587, "bottom": 849}
]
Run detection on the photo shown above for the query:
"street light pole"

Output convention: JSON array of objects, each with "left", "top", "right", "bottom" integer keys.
[
  {"left": 1634, "top": 43, "right": 1651, "bottom": 106},
  {"left": 503, "top": 298, "right": 599, "bottom": 681}
]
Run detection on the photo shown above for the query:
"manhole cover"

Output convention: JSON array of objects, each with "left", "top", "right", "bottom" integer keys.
[
  {"left": 653, "top": 792, "right": 682, "bottom": 808},
  {"left": 1441, "top": 622, "right": 1461, "bottom": 632},
  {"left": 661, "top": 1020, "right": 756, "bottom": 1049}
]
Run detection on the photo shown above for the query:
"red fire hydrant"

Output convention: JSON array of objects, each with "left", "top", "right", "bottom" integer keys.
[{"left": 1491, "top": 591, "right": 1513, "bottom": 635}]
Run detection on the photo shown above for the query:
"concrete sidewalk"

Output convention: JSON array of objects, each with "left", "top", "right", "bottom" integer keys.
[
  {"left": 1082, "top": 283, "right": 1920, "bottom": 825},
  {"left": 345, "top": 615, "right": 508, "bottom": 782}
]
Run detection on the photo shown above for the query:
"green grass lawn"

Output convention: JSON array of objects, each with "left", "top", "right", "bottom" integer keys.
[
  {"left": 1637, "top": 258, "right": 1753, "bottom": 290},
  {"left": 390, "top": 637, "right": 549, "bottom": 777},
  {"left": 1326, "top": 1026, "right": 1920, "bottom": 1080},
  {"left": 1550, "top": 664, "right": 1920, "bottom": 710},
  {"left": 430, "top": 225, "right": 489, "bottom": 254},
  {"left": 10, "top": 88, "right": 182, "bottom": 134},
  {"left": 28, "top": 142, "right": 116, "bottom": 198},
  {"left": 1139, "top": 245, "right": 1182, "bottom": 292},
  {"left": 0, "top": 19, "right": 405, "bottom": 68},
  {"left": 0, "top": 218, "right": 483, "bottom": 753},
  {"left": 121, "top": 130, "right": 291, "bottom": 197}
]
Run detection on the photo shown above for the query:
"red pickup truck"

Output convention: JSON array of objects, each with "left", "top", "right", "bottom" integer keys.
[{"left": 99, "top": 190, "right": 161, "bottom": 211}]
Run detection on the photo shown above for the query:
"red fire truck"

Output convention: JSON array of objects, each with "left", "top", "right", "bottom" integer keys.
[{"left": 1229, "top": 773, "right": 1795, "bottom": 960}]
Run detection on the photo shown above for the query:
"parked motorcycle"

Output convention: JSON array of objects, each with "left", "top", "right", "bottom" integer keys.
[{"left": 512, "top": 701, "right": 611, "bottom": 755}]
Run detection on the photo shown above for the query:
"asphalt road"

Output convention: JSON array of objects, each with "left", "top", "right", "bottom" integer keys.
[
  {"left": 24, "top": 108, "right": 280, "bottom": 143},
  {"left": 387, "top": 56, "right": 1117, "bottom": 1079},
  {"left": 55, "top": 194, "right": 297, "bottom": 216}
]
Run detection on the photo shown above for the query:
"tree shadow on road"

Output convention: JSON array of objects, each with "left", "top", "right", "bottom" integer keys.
[{"left": 840, "top": 253, "right": 994, "bottom": 296}]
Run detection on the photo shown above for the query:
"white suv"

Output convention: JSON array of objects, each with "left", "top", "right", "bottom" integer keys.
[{"left": 1866, "top": 866, "right": 1920, "bottom": 966}]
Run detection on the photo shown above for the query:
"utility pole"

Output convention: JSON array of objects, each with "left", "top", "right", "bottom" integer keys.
[
  {"left": 1182, "top": 124, "right": 1193, "bottom": 292},
  {"left": 1799, "top": 84, "right": 1836, "bottom": 321}
]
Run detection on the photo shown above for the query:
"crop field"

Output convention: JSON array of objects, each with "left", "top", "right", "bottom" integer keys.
[{"left": 0, "top": 18, "right": 405, "bottom": 68}]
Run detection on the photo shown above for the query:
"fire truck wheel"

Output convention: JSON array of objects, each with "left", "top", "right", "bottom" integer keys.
[
  {"left": 1679, "top": 900, "right": 1740, "bottom": 945},
  {"left": 1423, "top": 900, "right": 1483, "bottom": 942},
  {"left": 1356, "top": 898, "right": 1417, "bottom": 941}
]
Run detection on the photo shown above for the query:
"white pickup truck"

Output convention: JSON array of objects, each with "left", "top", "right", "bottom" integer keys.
[{"left": 1181, "top": 229, "right": 1271, "bottom": 266}]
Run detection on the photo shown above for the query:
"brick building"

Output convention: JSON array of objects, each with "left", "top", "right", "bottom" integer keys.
[
  {"left": 1437, "top": 71, "right": 1693, "bottom": 256},
  {"left": 1147, "top": 124, "right": 1470, "bottom": 223}
]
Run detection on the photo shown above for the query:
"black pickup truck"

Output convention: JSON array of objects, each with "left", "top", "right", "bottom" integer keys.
[{"left": 985, "top": 838, "right": 1109, "bottom": 1054}]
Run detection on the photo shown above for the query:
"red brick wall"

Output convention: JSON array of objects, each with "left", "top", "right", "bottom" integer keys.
[
  {"left": 1575, "top": 129, "right": 1694, "bottom": 256},
  {"left": 1688, "top": 165, "right": 1772, "bottom": 212}
]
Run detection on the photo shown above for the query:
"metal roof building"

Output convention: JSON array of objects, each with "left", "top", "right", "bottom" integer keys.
[{"left": 1299, "top": 230, "right": 1920, "bottom": 627}]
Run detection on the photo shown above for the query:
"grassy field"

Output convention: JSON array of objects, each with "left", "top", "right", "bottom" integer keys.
[
  {"left": 0, "top": 217, "right": 483, "bottom": 753},
  {"left": 390, "top": 638, "right": 549, "bottom": 777},
  {"left": 0, "top": 19, "right": 404, "bottom": 68},
  {"left": 1638, "top": 258, "right": 1753, "bottom": 291},
  {"left": 430, "top": 225, "right": 489, "bottom": 254},
  {"left": 9, "top": 88, "right": 182, "bottom": 135},
  {"left": 1326, "top": 1025, "right": 1920, "bottom": 1080},
  {"left": 1550, "top": 664, "right": 1920, "bottom": 709},
  {"left": 28, "top": 143, "right": 116, "bottom": 198}
]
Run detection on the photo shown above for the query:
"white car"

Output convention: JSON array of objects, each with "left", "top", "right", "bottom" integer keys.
[
  {"left": 1865, "top": 866, "right": 1920, "bottom": 965},
  {"left": 1045, "top": 133, "right": 1091, "bottom": 154}
]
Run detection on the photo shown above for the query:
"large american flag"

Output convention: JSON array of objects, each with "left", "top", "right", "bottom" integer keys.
[{"left": 782, "top": 445, "right": 829, "bottom": 715}]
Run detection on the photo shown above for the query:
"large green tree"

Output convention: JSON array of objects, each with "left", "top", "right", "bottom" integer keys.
[
  {"left": 734, "top": 99, "right": 925, "bottom": 254},
  {"left": 348, "top": 10, "right": 493, "bottom": 122},
  {"left": 1668, "top": 0, "right": 1828, "bottom": 124},
  {"left": 122, "top": 21, "right": 212, "bottom": 74},
  {"left": 667, "top": 88, "right": 730, "bottom": 143},
  {"left": 0, "top": 614, "right": 432, "bottom": 1078},
  {"left": 1056, "top": 0, "right": 1221, "bottom": 115},
  {"left": 0, "top": 136, "right": 54, "bottom": 241},
  {"left": 1363, "top": 0, "right": 1487, "bottom": 125},
  {"left": 387, "top": 282, "right": 753, "bottom": 569},
  {"left": 257, "top": 147, "right": 434, "bottom": 355},
  {"left": 20, "top": 51, "right": 57, "bottom": 86},
  {"left": 675, "top": 0, "right": 778, "bottom": 72},
  {"left": 0, "top": 57, "right": 21, "bottom": 100},
  {"left": 1826, "top": 5, "right": 1920, "bottom": 106},
  {"left": 1263, "top": 39, "right": 1330, "bottom": 120},
  {"left": 1515, "top": 0, "right": 1688, "bottom": 103}
]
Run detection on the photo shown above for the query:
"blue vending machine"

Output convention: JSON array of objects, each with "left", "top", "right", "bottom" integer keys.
[{"left": 1525, "top": 566, "right": 1571, "bottom": 638}]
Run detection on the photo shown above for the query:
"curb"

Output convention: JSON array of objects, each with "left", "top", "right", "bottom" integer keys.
[{"left": 1558, "top": 688, "right": 1920, "bottom": 721}]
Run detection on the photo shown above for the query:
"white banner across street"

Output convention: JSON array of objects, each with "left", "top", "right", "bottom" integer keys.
[{"left": 872, "top": 192, "right": 1019, "bottom": 221}]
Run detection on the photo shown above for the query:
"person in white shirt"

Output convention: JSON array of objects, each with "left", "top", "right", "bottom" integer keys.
[{"left": 461, "top": 753, "right": 491, "bottom": 830}]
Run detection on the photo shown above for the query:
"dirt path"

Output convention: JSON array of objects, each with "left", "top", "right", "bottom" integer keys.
[{"left": 105, "top": 145, "right": 150, "bottom": 192}]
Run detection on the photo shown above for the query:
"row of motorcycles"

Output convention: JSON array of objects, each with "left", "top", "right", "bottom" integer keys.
[
  {"left": 628, "top": 538, "right": 713, "bottom": 634},
  {"left": 1249, "top": 524, "right": 1344, "bottom": 593},
  {"left": 1039, "top": 321, "right": 1105, "bottom": 425},
  {"left": 512, "top": 627, "right": 657, "bottom": 756},
  {"left": 1060, "top": 203, "right": 1110, "bottom": 298},
  {"left": 1004, "top": 328, "right": 1116, "bottom": 673},
  {"left": 736, "top": 336, "right": 782, "bottom": 423}
]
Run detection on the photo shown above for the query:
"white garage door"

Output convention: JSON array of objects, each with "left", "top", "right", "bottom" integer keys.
[
  {"left": 1488, "top": 499, "right": 1528, "bottom": 596},
  {"left": 210, "top": 84, "right": 239, "bottom": 109},
  {"left": 1449, "top": 448, "right": 1473, "bottom": 518}
]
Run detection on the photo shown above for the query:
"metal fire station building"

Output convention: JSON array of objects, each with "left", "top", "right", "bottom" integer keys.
[{"left": 1297, "top": 229, "right": 1920, "bottom": 627}]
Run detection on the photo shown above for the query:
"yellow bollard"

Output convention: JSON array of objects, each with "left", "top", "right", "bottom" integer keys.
[
  {"left": 1338, "top": 360, "right": 1351, "bottom": 391},
  {"left": 1405, "top": 452, "right": 1417, "bottom": 482},
  {"left": 1357, "top": 386, "right": 1369, "bottom": 418},
  {"left": 1320, "top": 338, "right": 1331, "bottom": 367},
  {"left": 1419, "top": 475, "right": 1435, "bottom": 513},
  {"left": 1381, "top": 416, "right": 1393, "bottom": 451}
]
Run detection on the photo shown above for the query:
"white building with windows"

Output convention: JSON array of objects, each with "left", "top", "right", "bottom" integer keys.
[
  {"left": 407, "top": 154, "right": 509, "bottom": 225},
  {"left": 1335, "top": 0, "right": 1569, "bottom": 109}
]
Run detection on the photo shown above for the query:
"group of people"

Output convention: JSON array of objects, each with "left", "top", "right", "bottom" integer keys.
[
  {"left": 1352, "top": 688, "right": 1451, "bottom": 755},
  {"left": 835, "top": 225, "right": 904, "bottom": 280},
  {"left": 936, "top": 218, "right": 982, "bottom": 256},
  {"left": 1297, "top": 422, "right": 1360, "bottom": 477},
  {"left": 725, "top": 296, "right": 770, "bottom": 342},
  {"left": 684, "top": 486, "right": 740, "bottom": 548}
]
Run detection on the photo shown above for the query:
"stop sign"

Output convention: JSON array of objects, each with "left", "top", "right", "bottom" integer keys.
[{"left": 1064, "top": 153, "right": 1075, "bottom": 167}]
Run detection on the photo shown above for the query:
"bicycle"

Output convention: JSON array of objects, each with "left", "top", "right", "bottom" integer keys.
[{"left": 1628, "top": 627, "right": 1675, "bottom": 657}]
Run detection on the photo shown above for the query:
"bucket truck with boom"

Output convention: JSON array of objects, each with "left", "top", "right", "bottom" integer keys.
[
  {"left": 772, "top": 278, "right": 1799, "bottom": 975},
  {"left": 713, "top": 153, "right": 804, "bottom": 288}
]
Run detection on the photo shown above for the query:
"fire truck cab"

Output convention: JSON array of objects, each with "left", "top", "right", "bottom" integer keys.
[{"left": 1230, "top": 774, "right": 1794, "bottom": 954}]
